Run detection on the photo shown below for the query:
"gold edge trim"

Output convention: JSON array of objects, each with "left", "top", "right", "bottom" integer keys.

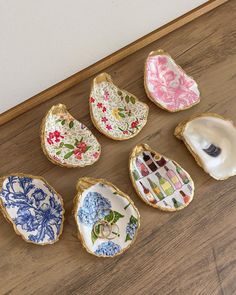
[
  {"left": 73, "top": 177, "right": 141, "bottom": 258},
  {"left": 0, "top": 173, "right": 65, "bottom": 246},
  {"left": 40, "top": 103, "right": 102, "bottom": 168},
  {"left": 89, "top": 72, "right": 149, "bottom": 141},
  {"left": 174, "top": 112, "right": 236, "bottom": 180},
  {"left": 143, "top": 49, "right": 201, "bottom": 112},
  {"left": 129, "top": 143, "right": 195, "bottom": 212}
]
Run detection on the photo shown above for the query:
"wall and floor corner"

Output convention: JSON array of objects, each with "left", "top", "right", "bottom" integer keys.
[{"left": 0, "top": 0, "right": 227, "bottom": 125}]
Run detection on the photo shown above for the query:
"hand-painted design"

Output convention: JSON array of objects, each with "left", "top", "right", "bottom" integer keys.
[
  {"left": 89, "top": 73, "right": 149, "bottom": 140},
  {"left": 41, "top": 104, "right": 101, "bottom": 168},
  {"left": 0, "top": 175, "right": 64, "bottom": 245},
  {"left": 174, "top": 113, "right": 236, "bottom": 180},
  {"left": 94, "top": 241, "right": 121, "bottom": 257},
  {"left": 78, "top": 192, "right": 112, "bottom": 225},
  {"left": 125, "top": 215, "right": 138, "bottom": 241},
  {"left": 78, "top": 191, "right": 124, "bottom": 244},
  {"left": 129, "top": 144, "right": 194, "bottom": 211},
  {"left": 144, "top": 49, "right": 200, "bottom": 112},
  {"left": 74, "top": 177, "right": 140, "bottom": 257}
]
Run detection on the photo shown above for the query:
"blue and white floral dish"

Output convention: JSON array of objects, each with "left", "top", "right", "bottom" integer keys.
[
  {"left": 0, "top": 174, "right": 65, "bottom": 245},
  {"left": 74, "top": 177, "right": 140, "bottom": 257}
]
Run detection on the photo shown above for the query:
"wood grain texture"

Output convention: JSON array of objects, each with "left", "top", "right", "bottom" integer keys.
[
  {"left": 0, "top": 0, "right": 227, "bottom": 126},
  {"left": 0, "top": 1, "right": 236, "bottom": 294}
]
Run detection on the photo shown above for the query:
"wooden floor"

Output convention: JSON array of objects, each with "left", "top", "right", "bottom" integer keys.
[{"left": 0, "top": 1, "right": 236, "bottom": 294}]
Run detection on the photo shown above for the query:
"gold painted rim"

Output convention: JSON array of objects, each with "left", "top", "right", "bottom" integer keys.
[
  {"left": 89, "top": 72, "right": 149, "bottom": 141},
  {"left": 40, "top": 103, "right": 102, "bottom": 168},
  {"left": 73, "top": 177, "right": 141, "bottom": 258},
  {"left": 129, "top": 143, "right": 195, "bottom": 211},
  {"left": 174, "top": 112, "right": 236, "bottom": 180},
  {"left": 0, "top": 173, "right": 65, "bottom": 246},
  {"left": 143, "top": 49, "right": 201, "bottom": 113}
]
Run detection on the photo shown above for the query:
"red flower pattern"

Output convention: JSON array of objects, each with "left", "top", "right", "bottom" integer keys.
[
  {"left": 101, "top": 117, "right": 108, "bottom": 123},
  {"left": 131, "top": 120, "right": 139, "bottom": 128},
  {"left": 97, "top": 103, "right": 103, "bottom": 108},
  {"left": 106, "top": 124, "right": 112, "bottom": 131},
  {"left": 46, "top": 130, "right": 64, "bottom": 145},
  {"left": 90, "top": 97, "right": 95, "bottom": 103}
]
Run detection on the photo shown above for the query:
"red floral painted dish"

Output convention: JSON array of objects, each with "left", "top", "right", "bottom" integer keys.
[
  {"left": 41, "top": 104, "right": 101, "bottom": 168},
  {"left": 144, "top": 49, "right": 200, "bottom": 112},
  {"left": 89, "top": 73, "right": 149, "bottom": 140}
]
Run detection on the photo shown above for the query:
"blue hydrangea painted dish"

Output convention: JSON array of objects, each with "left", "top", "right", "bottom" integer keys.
[
  {"left": 0, "top": 174, "right": 65, "bottom": 245},
  {"left": 129, "top": 144, "right": 194, "bottom": 211},
  {"left": 41, "top": 104, "right": 101, "bottom": 168},
  {"left": 89, "top": 72, "right": 149, "bottom": 140},
  {"left": 73, "top": 177, "right": 140, "bottom": 257}
]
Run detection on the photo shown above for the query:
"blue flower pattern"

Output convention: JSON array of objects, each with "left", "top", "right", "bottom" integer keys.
[
  {"left": 0, "top": 176, "right": 63, "bottom": 244},
  {"left": 94, "top": 241, "right": 121, "bottom": 256},
  {"left": 78, "top": 192, "right": 111, "bottom": 226},
  {"left": 126, "top": 222, "right": 138, "bottom": 240}
]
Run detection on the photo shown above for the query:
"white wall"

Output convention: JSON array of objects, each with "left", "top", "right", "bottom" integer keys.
[{"left": 0, "top": 0, "right": 206, "bottom": 113}]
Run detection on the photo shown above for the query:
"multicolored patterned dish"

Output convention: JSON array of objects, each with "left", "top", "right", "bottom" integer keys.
[
  {"left": 144, "top": 49, "right": 200, "bottom": 112},
  {"left": 129, "top": 144, "right": 194, "bottom": 211},
  {"left": 41, "top": 104, "right": 101, "bottom": 168},
  {"left": 73, "top": 177, "right": 140, "bottom": 257},
  {"left": 89, "top": 73, "right": 149, "bottom": 140},
  {"left": 175, "top": 113, "right": 236, "bottom": 180},
  {"left": 0, "top": 174, "right": 64, "bottom": 245}
]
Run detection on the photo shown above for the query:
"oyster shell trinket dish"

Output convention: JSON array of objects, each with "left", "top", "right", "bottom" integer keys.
[
  {"left": 144, "top": 49, "right": 200, "bottom": 112},
  {"left": 41, "top": 104, "right": 101, "bottom": 168},
  {"left": 175, "top": 113, "right": 236, "bottom": 180},
  {"left": 89, "top": 72, "right": 149, "bottom": 140},
  {"left": 74, "top": 177, "right": 140, "bottom": 257},
  {"left": 0, "top": 174, "right": 64, "bottom": 245},
  {"left": 129, "top": 144, "right": 194, "bottom": 211}
]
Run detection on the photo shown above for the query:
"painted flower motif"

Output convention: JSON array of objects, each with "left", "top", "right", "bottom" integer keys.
[
  {"left": 101, "top": 117, "right": 108, "bottom": 123},
  {"left": 14, "top": 208, "right": 38, "bottom": 232},
  {"left": 102, "top": 107, "right": 107, "bottom": 113},
  {"left": 78, "top": 192, "right": 111, "bottom": 225},
  {"left": 123, "top": 130, "right": 128, "bottom": 135},
  {"left": 112, "top": 108, "right": 122, "bottom": 121},
  {"left": 32, "top": 188, "right": 46, "bottom": 207},
  {"left": 46, "top": 130, "right": 64, "bottom": 145},
  {"left": 163, "top": 70, "right": 176, "bottom": 83},
  {"left": 131, "top": 120, "right": 139, "bottom": 128},
  {"left": 76, "top": 142, "right": 87, "bottom": 153},
  {"left": 106, "top": 124, "right": 112, "bottom": 131},
  {"left": 0, "top": 176, "right": 63, "bottom": 244},
  {"left": 90, "top": 97, "right": 95, "bottom": 103},
  {"left": 158, "top": 56, "right": 167, "bottom": 65},
  {"left": 126, "top": 222, "right": 138, "bottom": 240},
  {"left": 94, "top": 241, "right": 121, "bottom": 257},
  {"left": 97, "top": 103, "right": 103, "bottom": 109},
  {"left": 103, "top": 90, "right": 109, "bottom": 101}
]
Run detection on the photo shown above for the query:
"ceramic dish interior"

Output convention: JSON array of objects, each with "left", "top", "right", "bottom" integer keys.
[
  {"left": 129, "top": 144, "right": 194, "bottom": 211},
  {"left": 74, "top": 177, "right": 140, "bottom": 257},
  {"left": 144, "top": 49, "right": 200, "bottom": 112},
  {"left": 175, "top": 113, "right": 236, "bottom": 180},
  {"left": 0, "top": 174, "right": 64, "bottom": 245},
  {"left": 41, "top": 103, "right": 101, "bottom": 168},
  {"left": 89, "top": 72, "right": 149, "bottom": 140}
]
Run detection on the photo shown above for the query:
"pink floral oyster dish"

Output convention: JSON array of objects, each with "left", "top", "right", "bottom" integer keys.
[
  {"left": 144, "top": 49, "right": 200, "bottom": 112},
  {"left": 89, "top": 73, "right": 149, "bottom": 140},
  {"left": 41, "top": 104, "right": 101, "bottom": 168}
]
